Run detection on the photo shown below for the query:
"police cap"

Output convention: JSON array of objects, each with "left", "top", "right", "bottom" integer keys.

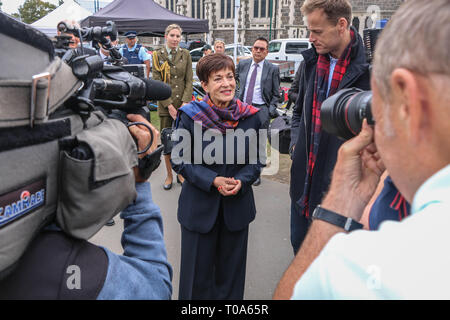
[{"left": 124, "top": 31, "right": 137, "bottom": 38}]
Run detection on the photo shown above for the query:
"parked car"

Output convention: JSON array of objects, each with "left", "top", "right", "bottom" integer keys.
[
  {"left": 189, "top": 47, "right": 204, "bottom": 62},
  {"left": 190, "top": 44, "right": 252, "bottom": 80},
  {"left": 224, "top": 44, "right": 252, "bottom": 63},
  {"left": 179, "top": 39, "right": 206, "bottom": 51},
  {"left": 267, "top": 38, "right": 311, "bottom": 79}
]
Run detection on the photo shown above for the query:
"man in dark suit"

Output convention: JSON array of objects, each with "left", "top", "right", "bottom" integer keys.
[{"left": 236, "top": 37, "right": 280, "bottom": 186}]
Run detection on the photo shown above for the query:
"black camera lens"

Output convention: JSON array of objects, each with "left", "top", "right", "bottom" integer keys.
[{"left": 321, "top": 88, "right": 374, "bottom": 140}]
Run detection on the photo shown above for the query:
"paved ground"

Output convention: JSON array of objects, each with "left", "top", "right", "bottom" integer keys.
[{"left": 91, "top": 155, "right": 294, "bottom": 300}]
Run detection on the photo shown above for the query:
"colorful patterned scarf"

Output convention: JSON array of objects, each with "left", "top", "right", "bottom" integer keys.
[
  {"left": 301, "top": 29, "right": 356, "bottom": 218},
  {"left": 178, "top": 95, "right": 260, "bottom": 134}
]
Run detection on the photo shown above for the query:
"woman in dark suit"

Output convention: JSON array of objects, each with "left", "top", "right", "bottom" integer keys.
[{"left": 171, "top": 53, "right": 265, "bottom": 300}]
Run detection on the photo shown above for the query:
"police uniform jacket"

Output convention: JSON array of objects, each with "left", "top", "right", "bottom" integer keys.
[{"left": 152, "top": 47, "right": 193, "bottom": 117}]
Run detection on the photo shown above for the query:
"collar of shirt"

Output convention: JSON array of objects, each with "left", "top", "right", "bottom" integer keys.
[
  {"left": 411, "top": 164, "right": 450, "bottom": 214},
  {"left": 165, "top": 45, "right": 178, "bottom": 56},
  {"left": 125, "top": 43, "right": 139, "bottom": 51},
  {"left": 251, "top": 59, "right": 264, "bottom": 69}
]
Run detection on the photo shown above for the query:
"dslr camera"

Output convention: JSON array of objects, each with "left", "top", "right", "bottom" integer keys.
[{"left": 321, "top": 29, "right": 382, "bottom": 140}]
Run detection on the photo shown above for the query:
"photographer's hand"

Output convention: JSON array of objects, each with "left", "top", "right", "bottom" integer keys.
[
  {"left": 127, "top": 114, "right": 160, "bottom": 182},
  {"left": 274, "top": 120, "right": 385, "bottom": 300},
  {"left": 321, "top": 120, "right": 385, "bottom": 221}
]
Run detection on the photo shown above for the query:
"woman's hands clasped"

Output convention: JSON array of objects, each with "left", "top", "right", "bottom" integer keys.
[{"left": 213, "top": 177, "right": 242, "bottom": 196}]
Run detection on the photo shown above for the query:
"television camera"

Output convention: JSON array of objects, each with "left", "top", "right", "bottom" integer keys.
[{"left": 0, "top": 15, "right": 170, "bottom": 278}]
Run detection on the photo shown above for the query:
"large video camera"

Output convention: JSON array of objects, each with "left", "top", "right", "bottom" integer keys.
[
  {"left": 321, "top": 29, "right": 382, "bottom": 140},
  {"left": 54, "top": 20, "right": 170, "bottom": 127},
  {"left": 0, "top": 14, "right": 170, "bottom": 278}
]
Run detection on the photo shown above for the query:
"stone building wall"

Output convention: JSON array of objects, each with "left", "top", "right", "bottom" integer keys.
[{"left": 157, "top": 0, "right": 404, "bottom": 46}]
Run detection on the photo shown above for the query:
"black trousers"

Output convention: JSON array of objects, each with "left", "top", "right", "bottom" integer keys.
[{"left": 178, "top": 206, "right": 249, "bottom": 300}]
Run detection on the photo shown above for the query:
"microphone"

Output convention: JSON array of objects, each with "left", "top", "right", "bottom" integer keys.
[
  {"left": 143, "top": 79, "right": 172, "bottom": 100},
  {"left": 93, "top": 78, "right": 172, "bottom": 101}
]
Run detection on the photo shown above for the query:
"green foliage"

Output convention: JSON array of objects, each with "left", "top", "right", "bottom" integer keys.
[{"left": 15, "top": 0, "right": 57, "bottom": 24}]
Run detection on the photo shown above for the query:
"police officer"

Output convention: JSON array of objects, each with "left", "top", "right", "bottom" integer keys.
[{"left": 119, "top": 31, "right": 152, "bottom": 77}]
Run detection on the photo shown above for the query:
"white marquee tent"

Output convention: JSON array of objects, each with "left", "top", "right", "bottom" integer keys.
[{"left": 31, "top": 0, "right": 92, "bottom": 37}]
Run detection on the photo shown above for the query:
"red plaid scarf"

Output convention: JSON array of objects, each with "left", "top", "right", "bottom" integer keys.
[{"left": 301, "top": 29, "right": 356, "bottom": 218}]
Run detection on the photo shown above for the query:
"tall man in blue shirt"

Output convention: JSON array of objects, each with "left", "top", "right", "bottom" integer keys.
[
  {"left": 288, "top": 0, "right": 370, "bottom": 254},
  {"left": 275, "top": 0, "right": 450, "bottom": 299},
  {"left": 120, "top": 31, "right": 152, "bottom": 78}
]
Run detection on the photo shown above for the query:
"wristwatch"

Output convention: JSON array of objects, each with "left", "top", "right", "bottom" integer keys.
[{"left": 312, "top": 205, "right": 363, "bottom": 232}]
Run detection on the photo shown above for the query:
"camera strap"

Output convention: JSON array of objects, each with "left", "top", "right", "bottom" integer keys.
[{"left": 0, "top": 57, "right": 81, "bottom": 129}]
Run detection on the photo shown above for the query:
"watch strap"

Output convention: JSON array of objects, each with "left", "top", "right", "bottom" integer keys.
[{"left": 312, "top": 205, "right": 363, "bottom": 232}]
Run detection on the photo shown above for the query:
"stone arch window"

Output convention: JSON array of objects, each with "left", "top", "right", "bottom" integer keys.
[
  {"left": 254, "top": 0, "right": 270, "bottom": 18},
  {"left": 192, "top": 0, "right": 205, "bottom": 19},
  {"left": 166, "top": 0, "right": 175, "bottom": 11},
  {"left": 220, "top": 0, "right": 234, "bottom": 19}
]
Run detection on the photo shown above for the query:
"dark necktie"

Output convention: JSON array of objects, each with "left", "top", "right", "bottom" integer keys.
[
  {"left": 171, "top": 49, "right": 176, "bottom": 60},
  {"left": 245, "top": 63, "right": 258, "bottom": 105}
]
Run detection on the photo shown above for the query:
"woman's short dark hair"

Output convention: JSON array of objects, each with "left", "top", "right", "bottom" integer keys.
[{"left": 196, "top": 53, "right": 235, "bottom": 83}]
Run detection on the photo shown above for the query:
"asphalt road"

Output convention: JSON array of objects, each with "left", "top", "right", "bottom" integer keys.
[{"left": 91, "top": 155, "right": 294, "bottom": 300}]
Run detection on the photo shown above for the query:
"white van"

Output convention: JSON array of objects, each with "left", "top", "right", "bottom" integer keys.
[{"left": 266, "top": 38, "right": 311, "bottom": 79}]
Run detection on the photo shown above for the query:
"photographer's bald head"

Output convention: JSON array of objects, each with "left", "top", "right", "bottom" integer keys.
[{"left": 371, "top": 0, "right": 450, "bottom": 202}]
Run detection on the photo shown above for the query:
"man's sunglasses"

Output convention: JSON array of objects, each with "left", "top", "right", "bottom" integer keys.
[{"left": 252, "top": 46, "right": 267, "bottom": 52}]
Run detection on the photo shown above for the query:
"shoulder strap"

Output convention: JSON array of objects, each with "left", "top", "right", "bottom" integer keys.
[
  {"left": 152, "top": 51, "right": 170, "bottom": 83},
  {"left": 0, "top": 57, "right": 81, "bottom": 128}
]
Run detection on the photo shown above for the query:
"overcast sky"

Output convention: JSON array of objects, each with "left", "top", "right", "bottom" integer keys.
[
  {"left": 2, "top": 0, "right": 113, "bottom": 15},
  {"left": 2, "top": 0, "right": 61, "bottom": 14}
]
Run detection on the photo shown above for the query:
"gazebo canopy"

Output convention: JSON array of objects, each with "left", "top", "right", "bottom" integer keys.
[{"left": 81, "top": 0, "right": 209, "bottom": 36}]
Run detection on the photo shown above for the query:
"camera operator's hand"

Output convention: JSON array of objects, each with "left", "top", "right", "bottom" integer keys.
[
  {"left": 321, "top": 120, "right": 385, "bottom": 222},
  {"left": 127, "top": 114, "right": 160, "bottom": 182}
]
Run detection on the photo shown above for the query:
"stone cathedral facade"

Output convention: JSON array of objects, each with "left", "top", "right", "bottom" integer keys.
[{"left": 155, "top": 0, "right": 404, "bottom": 45}]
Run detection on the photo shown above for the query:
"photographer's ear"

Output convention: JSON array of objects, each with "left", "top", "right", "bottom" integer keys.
[{"left": 390, "top": 68, "right": 430, "bottom": 144}]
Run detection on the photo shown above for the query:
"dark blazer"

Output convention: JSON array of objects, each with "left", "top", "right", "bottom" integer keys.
[
  {"left": 287, "top": 61, "right": 304, "bottom": 109},
  {"left": 290, "top": 27, "right": 371, "bottom": 215},
  {"left": 171, "top": 110, "right": 265, "bottom": 233},
  {"left": 235, "top": 58, "right": 280, "bottom": 109}
]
